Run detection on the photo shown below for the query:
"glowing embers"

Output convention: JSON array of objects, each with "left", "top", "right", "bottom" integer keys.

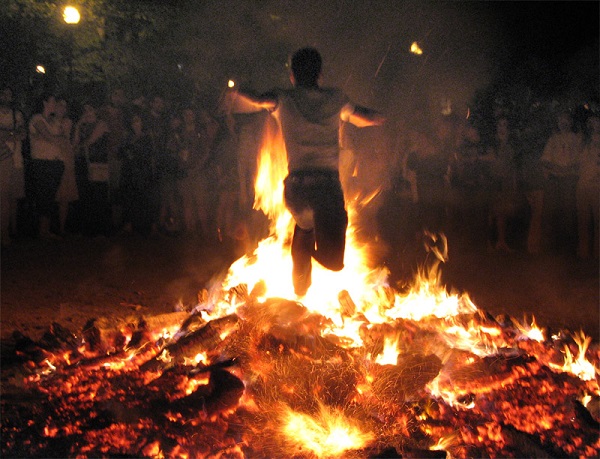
[{"left": 3, "top": 289, "right": 600, "bottom": 458}]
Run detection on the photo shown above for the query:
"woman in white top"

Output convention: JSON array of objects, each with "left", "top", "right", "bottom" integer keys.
[{"left": 28, "top": 93, "right": 65, "bottom": 239}]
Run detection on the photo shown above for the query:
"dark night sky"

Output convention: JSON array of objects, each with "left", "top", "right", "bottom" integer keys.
[
  {"left": 176, "top": 1, "right": 598, "bottom": 118},
  {"left": 495, "top": 1, "right": 599, "bottom": 64}
]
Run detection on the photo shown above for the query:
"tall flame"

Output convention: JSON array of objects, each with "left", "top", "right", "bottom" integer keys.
[{"left": 221, "top": 115, "right": 479, "bottom": 343}]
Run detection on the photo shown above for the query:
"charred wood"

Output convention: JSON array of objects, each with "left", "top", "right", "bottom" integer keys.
[{"left": 140, "top": 314, "right": 239, "bottom": 371}]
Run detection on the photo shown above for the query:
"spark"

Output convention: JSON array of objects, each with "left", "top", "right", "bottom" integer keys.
[{"left": 374, "top": 43, "right": 391, "bottom": 78}]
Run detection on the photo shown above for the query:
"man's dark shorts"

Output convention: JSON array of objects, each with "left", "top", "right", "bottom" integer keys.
[{"left": 284, "top": 169, "right": 348, "bottom": 270}]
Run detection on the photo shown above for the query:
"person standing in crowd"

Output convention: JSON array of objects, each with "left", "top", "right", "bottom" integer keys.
[
  {"left": 54, "top": 97, "right": 78, "bottom": 236},
  {"left": 229, "top": 47, "right": 385, "bottom": 296},
  {"left": 163, "top": 111, "right": 185, "bottom": 234},
  {"left": 450, "top": 120, "right": 485, "bottom": 245},
  {"left": 119, "top": 110, "right": 158, "bottom": 236},
  {"left": 407, "top": 115, "right": 456, "bottom": 236},
  {"left": 0, "top": 86, "right": 26, "bottom": 246},
  {"left": 481, "top": 116, "right": 522, "bottom": 252},
  {"left": 144, "top": 94, "right": 170, "bottom": 233},
  {"left": 100, "top": 87, "right": 130, "bottom": 231},
  {"left": 72, "top": 101, "right": 111, "bottom": 237},
  {"left": 213, "top": 100, "right": 241, "bottom": 247},
  {"left": 173, "top": 106, "right": 215, "bottom": 238},
  {"left": 520, "top": 107, "right": 548, "bottom": 255},
  {"left": 28, "top": 92, "right": 64, "bottom": 239},
  {"left": 576, "top": 114, "right": 600, "bottom": 259},
  {"left": 540, "top": 111, "right": 583, "bottom": 254}
]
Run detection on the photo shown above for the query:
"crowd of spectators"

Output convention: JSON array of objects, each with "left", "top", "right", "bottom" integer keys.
[
  {"left": 0, "top": 85, "right": 267, "bottom": 255},
  {"left": 382, "top": 102, "right": 599, "bottom": 261},
  {"left": 1, "top": 83, "right": 598, "bottom": 263}
]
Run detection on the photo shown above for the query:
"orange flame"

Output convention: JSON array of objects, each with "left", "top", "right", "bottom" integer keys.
[
  {"left": 281, "top": 403, "right": 374, "bottom": 457},
  {"left": 550, "top": 330, "right": 599, "bottom": 382},
  {"left": 218, "top": 115, "right": 479, "bottom": 348}
]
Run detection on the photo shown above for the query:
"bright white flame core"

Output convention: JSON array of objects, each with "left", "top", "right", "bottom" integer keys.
[
  {"left": 282, "top": 404, "right": 374, "bottom": 457},
  {"left": 218, "top": 114, "right": 479, "bottom": 346}
]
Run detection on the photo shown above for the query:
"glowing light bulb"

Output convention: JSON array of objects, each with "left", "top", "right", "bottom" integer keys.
[{"left": 63, "top": 6, "right": 80, "bottom": 25}]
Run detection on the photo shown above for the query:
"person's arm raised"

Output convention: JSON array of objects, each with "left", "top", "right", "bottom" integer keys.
[
  {"left": 345, "top": 105, "right": 386, "bottom": 128},
  {"left": 225, "top": 90, "right": 277, "bottom": 114}
]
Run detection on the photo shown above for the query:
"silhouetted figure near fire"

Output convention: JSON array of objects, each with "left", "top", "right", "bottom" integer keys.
[
  {"left": 480, "top": 116, "right": 523, "bottom": 252},
  {"left": 576, "top": 114, "right": 600, "bottom": 259},
  {"left": 228, "top": 47, "right": 385, "bottom": 296},
  {"left": 406, "top": 115, "right": 456, "bottom": 236},
  {"left": 540, "top": 111, "right": 583, "bottom": 254}
]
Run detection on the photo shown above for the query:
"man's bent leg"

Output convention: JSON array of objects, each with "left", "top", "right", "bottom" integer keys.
[
  {"left": 311, "top": 177, "right": 348, "bottom": 271},
  {"left": 291, "top": 225, "right": 315, "bottom": 296},
  {"left": 313, "top": 206, "right": 347, "bottom": 271}
]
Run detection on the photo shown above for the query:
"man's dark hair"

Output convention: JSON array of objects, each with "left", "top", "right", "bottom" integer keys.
[{"left": 290, "top": 47, "right": 322, "bottom": 87}]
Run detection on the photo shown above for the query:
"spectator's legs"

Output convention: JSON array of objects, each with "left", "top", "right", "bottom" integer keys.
[
  {"left": 526, "top": 190, "right": 544, "bottom": 254},
  {"left": 32, "top": 159, "right": 64, "bottom": 238},
  {"left": 1, "top": 158, "right": 13, "bottom": 245},
  {"left": 577, "top": 185, "right": 600, "bottom": 259}
]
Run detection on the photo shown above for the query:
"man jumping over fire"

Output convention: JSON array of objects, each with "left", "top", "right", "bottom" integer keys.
[{"left": 229, "top": 47, "right": 385, "bottom": 296}]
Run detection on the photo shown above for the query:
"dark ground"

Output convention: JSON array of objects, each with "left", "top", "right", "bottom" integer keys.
[{"left": 1, "top": 205, "right": 598, "bottom": 345}]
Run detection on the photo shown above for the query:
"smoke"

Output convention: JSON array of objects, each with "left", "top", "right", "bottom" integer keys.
[
  {"left": 177, "top": 1, "right": 501, "bottom": 116},
  {"left": 175, "top": 1, "right": 506, "bottom": 198},
  {"left": 171, "top": 0, "right": 597, "bottom": 244}
]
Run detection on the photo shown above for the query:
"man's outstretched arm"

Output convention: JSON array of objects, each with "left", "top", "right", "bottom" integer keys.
[
  {"left": 226, "top": 90, "right": 277, "bottom": 114},
  {"left": 345, "top": 105, "right": 386, "bottom": 127}
]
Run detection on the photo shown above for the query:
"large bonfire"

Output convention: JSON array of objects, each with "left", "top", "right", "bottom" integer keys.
[{"left": 2, "top": 116, "right": 599, "bottom": 458}]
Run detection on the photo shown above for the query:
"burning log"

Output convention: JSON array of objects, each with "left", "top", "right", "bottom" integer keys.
[
  {"left": 81, "top": 311, "right": 190, "bottom": 353},
  {"left": 141, "top": 313, "right": 239, "bottom": 372},
  {"left": 338, "top": 289, "right": 356, "bottom": 317},
  {"left": 38, "top": 322, "right": 80, "bottom": 350},
  {"left": 573, "top": 398, "right": 600, "bottom": 428},
  {"left": 168, "top": 368, "right": 245, "bottom": 416}
]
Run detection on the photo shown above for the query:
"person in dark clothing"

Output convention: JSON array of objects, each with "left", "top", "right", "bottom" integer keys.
[
  {"left": 72, "top": 101, "right": 111, "bottom": 236},
  {"left": 228, "top": 47, "right": 385, "bottom": 296},
  {"left": 28, "top": 92, "right": 65, "bottom": 239},
  {"left": 120, "top": 111, "right": 159, "bottom": 236}
]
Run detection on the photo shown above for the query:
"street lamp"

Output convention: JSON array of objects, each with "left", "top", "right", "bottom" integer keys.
[
  {"left": 63, "top": 5, "right": 80, "bottom": 93},
  {"left": 63, "top": 6, "right": 80, "bottom": 25}
]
